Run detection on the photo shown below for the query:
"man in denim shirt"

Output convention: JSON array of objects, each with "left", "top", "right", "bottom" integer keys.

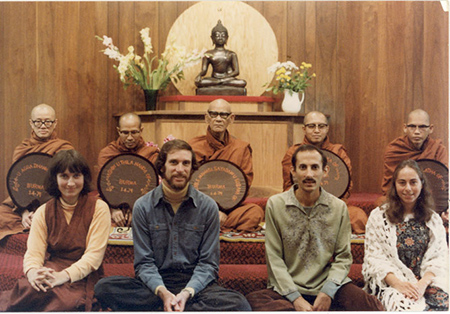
[{"left": 94, "top": 139, "right": 250, "bottom": 311}]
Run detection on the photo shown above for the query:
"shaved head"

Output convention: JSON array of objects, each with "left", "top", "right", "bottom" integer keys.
[
  {"left": 117, "top": 112, "right": 143, "bottom": 150},
  {"left": 118, "top": 112, "right": 141, "bottom": 129},
  {"left": 407, "top": 109, "right": 430, "bottom": 125},
  {"left": 302, "top": 111, "right": 329, "bottom": 146},
  {"left": 404, "top": 109, "right": 433, "bottom": 150},
  {"left": 205, "top": 99, "right": 234, "bottom": 141},
  {"left": 30, "top": 104, "right": 55, "bottom": 120},
  {"left": 29, "top": 104, "right": 57, "bottom": 140},
  {"left": 304, "top": 111, "right": 328, "bottom": 125},
  {"left": 208, "top": 98, "right": 232, "bottom": 113}
]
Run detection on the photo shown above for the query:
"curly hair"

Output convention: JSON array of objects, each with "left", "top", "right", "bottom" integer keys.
[
  {"left": 385, "top": 159, "right": 434, "bottom": 224},
  {"left": 44, "top": 150, "right": 92, "bottom": 198},
  {"left": 155, "top": 139, "right": 199, "bottom": 178}
]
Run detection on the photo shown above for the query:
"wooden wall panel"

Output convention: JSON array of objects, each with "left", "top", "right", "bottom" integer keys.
[{"left": 0, "top": 1, "right": 448, "bottom": 201}]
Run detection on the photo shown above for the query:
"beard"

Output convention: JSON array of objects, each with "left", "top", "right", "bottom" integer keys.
[{"left": 165, "top": 173, "right": 192, "bottom": 191}]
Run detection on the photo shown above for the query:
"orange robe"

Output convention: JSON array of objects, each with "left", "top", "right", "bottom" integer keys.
[
  {"left": 381, "top": 135, "right": 448, "bottom": 194},
  {"left": 97, "top": 136, "right": 159, "bottom": 170},
  {"left": 189, "top": 127, "right": 264, "bottom": 232},
  {"left": 0, "top": 131, "right": 74, "bottom": 241},
  {"left": 281, "top": 136, "right": 368, "bottom": 234}
]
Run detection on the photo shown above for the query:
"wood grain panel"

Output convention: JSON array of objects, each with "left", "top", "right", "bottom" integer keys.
[{"left": 0, "top": 1, "right": 448, "bottom": 200}]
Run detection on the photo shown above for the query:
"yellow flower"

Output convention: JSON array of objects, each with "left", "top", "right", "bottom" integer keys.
[
  {"left": 304, "top": 63, "right": 312, "bottom": 68},
  {"left": 312, "top": 73, "right": 316, "bottom": 77},
  {"left": 300, "top": 66, "right": 305, "bottom": 70},
  {"left": 276, "top": 67, "right": 287, "bottom": 75}
]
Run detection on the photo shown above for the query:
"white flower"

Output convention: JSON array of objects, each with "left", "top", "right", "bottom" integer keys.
[
  {"left": 267, "top": 62, "right": 281, "bottom": 73},
  {"left": 102, "top": 36, "right": 113, "bottom": 47},
  {"left": 104, "top": 47, "right": 122, "bottom": 61},
  {"left": 140, "top": 27, "right": 153, "bottom": 54},
  {"left": 281, "top": 61, "right": 299, "bottom": 71}
]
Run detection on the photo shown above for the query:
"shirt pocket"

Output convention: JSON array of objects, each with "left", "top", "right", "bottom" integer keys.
[
  {"left": 149, "top": 223, "right": 170, "bottom": 254},
  {"left": 180, "top": 223, "right": 205, "bottom": 253}
]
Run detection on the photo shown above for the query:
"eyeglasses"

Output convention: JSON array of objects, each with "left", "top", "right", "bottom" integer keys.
[
  {"left": 305, "top": 123, "right": 328, "bottom": 130},
  {"left": 31, "top": 120, "right": 55, "bottom": 128},
  {"left": 208, "top": 111, "right": 232, "bottom": 119},
  {"left": 119, "top": 130, "right": 141, "bottom": 136},
  {"left": 406, "top": 124, "right": 430, "bottom": 131}
]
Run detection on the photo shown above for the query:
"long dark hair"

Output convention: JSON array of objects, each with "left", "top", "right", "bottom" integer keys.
[
  {"left": 386, "top": 159, "right": 434, "bottom": 224},
  {"left": 44, "top": 149, "right": 92, "bottom": 198}
]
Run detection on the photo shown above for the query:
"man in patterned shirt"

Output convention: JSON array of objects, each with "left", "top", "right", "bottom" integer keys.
[{"left": 246, "top": 145, "right": 384, "bottom": 311}]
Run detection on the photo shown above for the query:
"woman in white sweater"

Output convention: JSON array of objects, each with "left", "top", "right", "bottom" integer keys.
[{"left": 363, "top": 159, "right": 448, "bottom": 311}]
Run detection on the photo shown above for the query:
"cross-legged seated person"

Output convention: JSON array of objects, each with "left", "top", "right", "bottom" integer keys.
[
  {"left": 94, "top": 139, "right": 251, "bottom": 311},
  {"left": 246, "top": 145, "right": 384, "bottom": 311},
  {"left": 281, "top": 111, "right": 368, "bottom": 234},
  {"left": 189, "top": 99, "right": 264, "bottom": 232},
  {"left": 0, "top": 150, "right": 111, "bottom": 311},
  {"left": 363, "top": 160, "right": 448, "bottom": 311}
]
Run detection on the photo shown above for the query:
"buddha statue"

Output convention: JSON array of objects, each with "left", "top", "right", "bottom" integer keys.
[{"left": 195, "top": 20, "right": 247, "bottom": 96}]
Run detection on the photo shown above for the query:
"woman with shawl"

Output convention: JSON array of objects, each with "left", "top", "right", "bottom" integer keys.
[{"left": 363, "top": 159, "right": 448, "bottom": 311}]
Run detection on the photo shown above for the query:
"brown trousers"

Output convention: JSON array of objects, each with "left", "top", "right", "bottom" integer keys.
[{"left": 246, "top": 283, "right": 385, "bottom": 311}]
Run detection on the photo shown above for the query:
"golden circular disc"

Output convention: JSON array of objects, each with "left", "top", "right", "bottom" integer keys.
[{"left": 165, "top": 1, "right": 278, "bottom": 96}]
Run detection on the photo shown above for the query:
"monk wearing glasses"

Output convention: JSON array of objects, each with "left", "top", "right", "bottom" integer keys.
[
  {"left": 0, "top": 104, "right": 74, "bottom": 241},
  {"left": 189, "top": 99, "right": 264, "bottom": 232}
]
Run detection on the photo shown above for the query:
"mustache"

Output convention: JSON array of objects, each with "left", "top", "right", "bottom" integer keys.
[{"left": 302, "top": 178, "right": 316, "bottom": 183}]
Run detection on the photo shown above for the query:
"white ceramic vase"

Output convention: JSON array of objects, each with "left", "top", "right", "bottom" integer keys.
[{"left": 281, "top": 90, "right": 305, "bottom": 113}]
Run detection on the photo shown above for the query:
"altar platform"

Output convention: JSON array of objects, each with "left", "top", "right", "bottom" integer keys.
[{"left": 158, "top": 95, "right": 276, "bottom": 112}]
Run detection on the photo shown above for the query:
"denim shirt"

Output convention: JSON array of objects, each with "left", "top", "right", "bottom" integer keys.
[{"left": 132, "top": 184, "right": 220, "bottom": 294}]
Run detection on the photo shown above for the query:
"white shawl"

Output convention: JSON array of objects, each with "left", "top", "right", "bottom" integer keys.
[{"left": 362, "top": 206, "right": 449, "bottom": 311}]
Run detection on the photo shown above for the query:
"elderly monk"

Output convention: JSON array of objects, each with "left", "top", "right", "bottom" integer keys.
[
  {"left": 97, "top": 112, "right": 159, "bottom": 226},
  {"left": 381, "top": 109, "right": 448, "bottom": 194},
  {"left": 189, "top": 99, "right": 264, "bottom": 232},
  {"left": 281, "top": 111, "right": 368, "bottom": 234},
  {"left": 0, "top": 104, "right": 74, "bottom": 241}
]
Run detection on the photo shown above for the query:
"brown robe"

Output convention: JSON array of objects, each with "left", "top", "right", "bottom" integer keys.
[
  {"left": 189, "top": 127, "right": 264, "bottom": 232},
  {"left": 0, "top": 131, "right": 74, "bottom": 241},
  {"left": 0, "top": 194, "right": 102, "bottom": 311},
  {"left": 281, "top": 136, "right": 368, "bottom": 234},
  {"left": 97, "top": 136, "right": 160, "bottom": 170},
  {"left": 381, "top": 135, "right": 448, "bottom": 194}
]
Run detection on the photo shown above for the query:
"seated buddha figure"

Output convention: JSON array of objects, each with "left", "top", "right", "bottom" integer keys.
[{"left": 195, "top": 20, "right": 247, "bottom": 96}]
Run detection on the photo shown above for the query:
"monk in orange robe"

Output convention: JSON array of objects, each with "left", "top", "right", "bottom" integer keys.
[
  {"left": 0, "top": 104, "right": 74, "bottom": 241},
  {"left": 281, "top": 111, "right": 368, "bottom": 234},
  {"left": 189, "top": 99, "right": 264, "bottom": 232},
  {"left": 376, "top": 109, "right": 449, "bottom": 211},
  {"left": 381, "top": 109, "right": 448, "bottom": 194},
  {"left": 97, "top": 112, "right": 159, "bottom": 226}
]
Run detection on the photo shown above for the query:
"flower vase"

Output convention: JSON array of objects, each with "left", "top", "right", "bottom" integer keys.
[
  {"left": 281, "top": 90, "right": 305, "bottom": 113},
  {"left": 143, "top": 89, "right": 159, "bottom": 111}
]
